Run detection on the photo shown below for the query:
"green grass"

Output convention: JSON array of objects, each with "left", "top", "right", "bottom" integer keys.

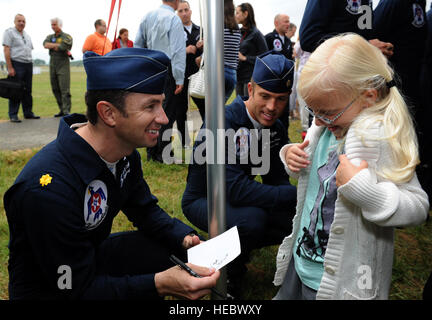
[
  {"left": 0, "top": 66, "right": 199, "bottom": 120},
  {"left": 0, "top": 66, "right": 88, "bottom": 120},
  {"left": 0, "top": 67, "right": 431, "bottom": 300}
]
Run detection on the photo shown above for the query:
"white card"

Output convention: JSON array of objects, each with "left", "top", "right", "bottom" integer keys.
[{"left": 187, "top": 226, "right": 241, "bottom": 270}]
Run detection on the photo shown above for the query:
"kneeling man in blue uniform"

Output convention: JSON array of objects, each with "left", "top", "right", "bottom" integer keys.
[
  {"left": 182, "top": 53, "right": 297, "bottom": 295},
  {"left": 4, "top": 48, "right": 219, "bottom": 300}
]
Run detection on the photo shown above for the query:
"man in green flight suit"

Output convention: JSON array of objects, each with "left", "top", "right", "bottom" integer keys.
[{"left": 43, "top": 17, "right": 73, "bottom": 117}]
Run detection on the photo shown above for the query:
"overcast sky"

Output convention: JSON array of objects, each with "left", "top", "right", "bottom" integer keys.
[{"left": 0, "top": 0, "right": 431, "bottom": 62}]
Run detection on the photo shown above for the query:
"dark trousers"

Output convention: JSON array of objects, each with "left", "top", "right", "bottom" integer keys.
[
  {"left": 182, "top": 197, "right": 294, "bottom": 278},
  {"left": 94, "top": 231, "right": 186, "bottom": 299},
  {"left": 171, "top": 78, "right": 190, "bottom": 148},
  {"left": 8, "top": 60, "right": 34, "bottom": 118},
  {"left": 147, "top": 68, "right": 177, "bottom": 160},
  {"left": 192, "top": 96, "right": 205, "bottom": 122},
  {"left": 95, "top": 231, "right": 185, "bottom": 274},
  {"left": 235, "top": 81, "right": 249, "bottom": 98}
]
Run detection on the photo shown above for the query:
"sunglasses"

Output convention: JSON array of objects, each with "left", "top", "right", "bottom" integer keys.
[{"left": 304, "top": 95, "right": 360, "bottom": 125}]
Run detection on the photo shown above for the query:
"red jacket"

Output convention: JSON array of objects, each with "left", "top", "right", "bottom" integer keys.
[{"left": 112, "top": 38, "right": 134, "bottom": 50}]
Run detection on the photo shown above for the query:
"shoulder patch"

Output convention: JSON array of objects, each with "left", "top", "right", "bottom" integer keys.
[
  {"left": 273, "top": 39, "right": 283, "bottom": 51},
  {"left": 84, "top": 180, "right": 108, "bottom": 230},
  {"left": 346, "top": 0, "right": 362, "bottom": 15},
  {"left": 234, "top": 127, "right": 250, "bottom": 159},
  {"left": 412, "top": 3, "right": 425, "bottom": 28}
]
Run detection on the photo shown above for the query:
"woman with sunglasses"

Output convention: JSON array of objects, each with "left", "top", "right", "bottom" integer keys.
[{"left": 273, "top": 33, "right": 429, "bottom": 300}]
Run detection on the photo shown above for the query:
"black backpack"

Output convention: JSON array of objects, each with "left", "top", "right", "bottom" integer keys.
[{"left": 0, "top": 77, "right": 25, "bottom": 100}]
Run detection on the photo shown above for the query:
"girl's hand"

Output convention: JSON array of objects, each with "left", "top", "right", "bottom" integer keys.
[
  {"left": 336, "top": 154, "right": 368, "bottom": 187},
  {"left": 285, "top": 140, "right": 310, "bottom": 173}
]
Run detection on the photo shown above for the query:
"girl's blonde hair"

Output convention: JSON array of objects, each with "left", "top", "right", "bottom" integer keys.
[{"left": 298, "top": 33, "right": 419, "bottom": 184}]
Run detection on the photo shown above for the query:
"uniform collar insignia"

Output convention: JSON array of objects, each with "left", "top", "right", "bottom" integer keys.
[{"left": 40, "top": 174, "right": 52, "bottom": 187}]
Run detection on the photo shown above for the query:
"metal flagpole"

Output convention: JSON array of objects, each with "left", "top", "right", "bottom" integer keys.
[{"left": 203, "top": 0, "right": 227, "bottom": 300}]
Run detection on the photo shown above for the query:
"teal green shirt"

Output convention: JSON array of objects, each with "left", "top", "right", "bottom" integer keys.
[{"left": 294, "top": 128, "right": 340, "bottom": 290}]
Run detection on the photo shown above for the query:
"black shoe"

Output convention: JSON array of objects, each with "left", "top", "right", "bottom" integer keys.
[
  {"left": 54, "top": 112, "right": 64, "bottom": 117},
  {"left": 10, "top": 116, "right": 21, "bottom": 123},
  {"left": 24, "top": 114, "right": 40, "bottom": 119}
]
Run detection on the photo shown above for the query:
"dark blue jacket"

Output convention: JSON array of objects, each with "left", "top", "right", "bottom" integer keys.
[
  {"left": 237, "top": 26, "right": 269, "bottom": 83},
  {"left": 182, "top": 96, "right": 296, "bottom": 209},
  {"left": 4, "top": 114, "right": 194, "bottom": 300},
  {"left": 427, "top": 5, "right": 432, "bottom": 66},
  {"left": 374, "top": 0, "right": 427, "bottom": 89},
  {"left": 184, "top": 22, "right": 201, "bottom": 79},
  {"left": 265, "top": 29, "right": 294, "bottom": 61},
  {"left": 300, "top": 0, "right": 374, "bottom": 53}
]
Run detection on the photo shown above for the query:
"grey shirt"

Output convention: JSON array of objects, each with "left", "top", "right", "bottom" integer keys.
[
  {"left": 2, "top": 27, "right": 33, "bottom": 63},
  {"left": 135, "top": 4, "right": 186, "bottom": 85}
]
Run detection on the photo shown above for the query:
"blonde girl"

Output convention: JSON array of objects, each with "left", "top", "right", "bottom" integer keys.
[{"left": 273, "top": 33, "right": 429, "bottom": 300}]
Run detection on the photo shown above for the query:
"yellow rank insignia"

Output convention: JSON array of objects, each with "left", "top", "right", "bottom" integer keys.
[{"left": 40, "top": 174, "right": 53, "bottom": 187}]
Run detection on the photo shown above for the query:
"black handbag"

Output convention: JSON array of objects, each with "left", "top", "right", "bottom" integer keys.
[{"left": 0, "top": 77, "right": 25, "bottom": 100}]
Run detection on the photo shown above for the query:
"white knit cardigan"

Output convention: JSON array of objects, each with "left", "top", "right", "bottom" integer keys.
[{"left": 273, "top": 121, "right": 429, "bottom": 300}]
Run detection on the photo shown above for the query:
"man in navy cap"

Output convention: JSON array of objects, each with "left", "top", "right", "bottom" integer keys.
[
  {"left": 3, "top": 47, "right": 219, "bottom": 300},
  {"left": 181, "top": 53, "right": 297, "bottom": 298}
]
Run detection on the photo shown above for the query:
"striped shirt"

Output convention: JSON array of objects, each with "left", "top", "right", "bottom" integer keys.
[{"left": 224, "top": 28, "right": 241, "bottom": 69}]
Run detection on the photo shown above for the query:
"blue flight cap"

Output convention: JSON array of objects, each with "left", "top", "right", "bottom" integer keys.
[
  {"left": 83, "top": 48, "right": 170, "bottom": 94},
  {"left": 252, "top": 52, "right": 295, "bottom": 93}
]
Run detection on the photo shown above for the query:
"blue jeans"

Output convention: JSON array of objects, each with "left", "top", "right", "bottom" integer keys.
[
  {"left": 224, "top": 66, "right": 237, "bottom": 103},
  {"left": 8, "top": 60, "right": 34, "bottom": 118}
]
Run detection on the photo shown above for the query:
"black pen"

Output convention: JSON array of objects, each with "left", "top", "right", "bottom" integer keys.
[
  {"left": 169, "top": 254, "right": 228, "bottom": 299},
  {"left": 170, "top": 254, "right": 202, "bottom": 278}
]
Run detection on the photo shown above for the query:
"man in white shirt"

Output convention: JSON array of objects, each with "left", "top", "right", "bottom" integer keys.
[
  {"left": 2, "top": 14, "right": 40, "bottom": 122},
  {"left": 135, "top": 0, "right": 186, "bottom": 162}
]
